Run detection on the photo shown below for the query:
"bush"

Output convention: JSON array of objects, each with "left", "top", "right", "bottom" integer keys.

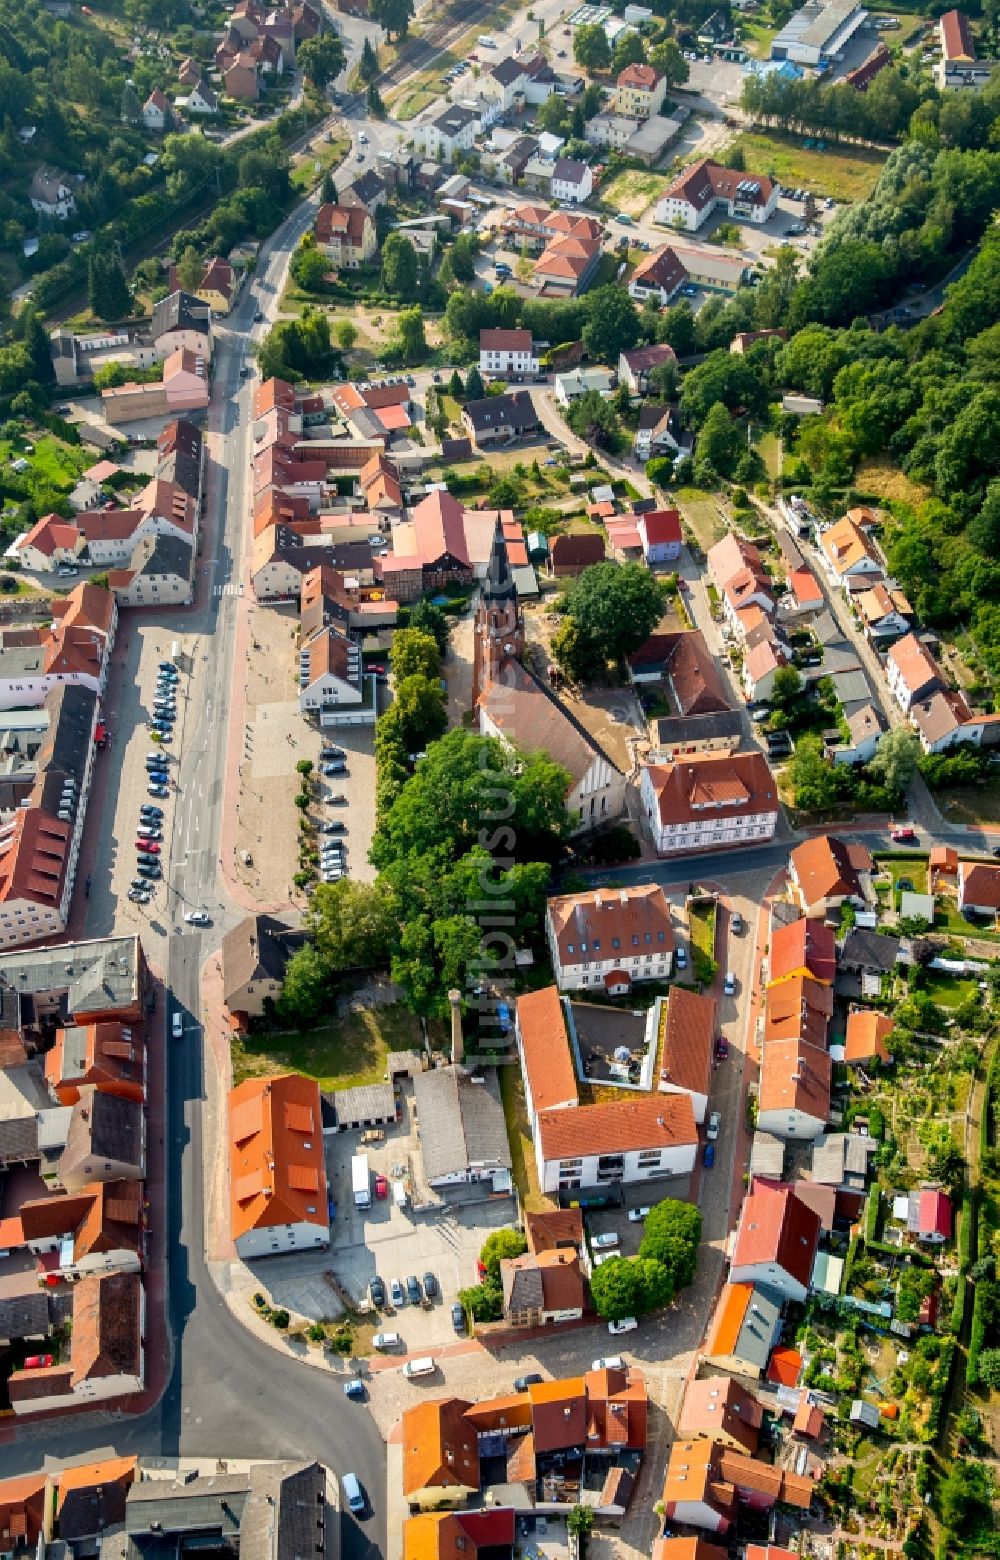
[{"left": 271, "top": 1309, "right": 291, "bottom": 1329}]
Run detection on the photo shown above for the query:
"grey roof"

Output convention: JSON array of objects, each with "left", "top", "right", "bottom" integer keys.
[
  {"left": 330, "top": 1081, "right": 396, "bottom": 1127},
  {"left": 492, "top": 55, "right": 527, "bottom": 84},
  {"left": 61, "top": 1087, "right": 143, "bottom": 1179},
  {"left": 464, "top": 391, "right": 538, "bottom": 436},
  {"left": 749, "top": 1130, "right": 786, "bottom": 1178},
  {"left": 566, "top": 1000, "right": 646, "bottom": 1058},
  {"left": 386, "top": 1049, "right": 424, "bottom": 1078},
  {"left": 150, "top": 290, "right": 210, "bottom": 342},
  {"left": 552, "top": 157, "right": 588, "bottom": 184},
  {"left": 0, "top": 1115, "right": 39, "bottom": 1166},
  {"left": 811, "top": 1131, "right": 877, "bottom": 1188},
  {"left": 130, "top": 530, "right": 194, "bottom": 583},
  {"left": 34, "top": 684, "right": 97, "bottom": 817},
  {"left": 222, "top": 912, "right": 305, "bottom": 1004},
  {"left": 652, "top": 709, "right": 744, "bottom": 748},
  {"left": 126, "top": 1474, "right": 250, "bottom": 1542},
  {"left": 243, "top": 1462, "right": 329, "bottom": 1560},
  {"left": 58, "top": 1467, "right": 131, "bottom": 1543},
  {"left": 502, "top": 1259, "right": 544, "bottom": 1314},
  {"left": 432, "top": 103, "right": 477, "bottom": 135},
  {"left": 78, "top": 424, "right": 125, "bottom": 452},
  {"left": 343, "top": 169, "right": 386, "bottom": 207},
  {"left": 0, "top": 936, "right": 142, "bottom": 1022},
  {"left": 732, "top": 1284, "right": 783, "bottom": 1370},
  {"left": 828, "top": 669, "right": 872, "bottom": 707},
  {"left": 347, "top": 406, "right": 387, "bottom": 443},
  {"left": 0, "top": 1289, "right": 50, "bottom": 1342},
  {"left": 125, "top": 1463, "right": 328, "bottom": 1560},
  {"left": 412, "top": 1065, "right": 512, "bottom": 1182},
  {"left": 811, "top": 609, "right": 844, "bottom": 647},
  {"left": 839, "top": 928, "right": 900, "bottom": 972}
]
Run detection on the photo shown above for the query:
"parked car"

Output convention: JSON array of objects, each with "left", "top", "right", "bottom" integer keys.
[
  {"left": 374, "top": 1174, "right": 389, "bottom": 1199},
  {"left": 373, "top": 1330, "right": 402, "bottom": 1350},
  {"left": 137, "top": 864, "right": 162, "bottom": 879},
  {"left": 627, "top": 1207, "right": 651, "bottom": 1223},
  {"left": 389, "top": 1279, "right": 404, "bottom": 1307},
  {"left": 136, "top": 828, "right": 162, "bottom": 842},
  {"left": 127, "top": 888, "right": 150, "bottom": 904},
  {"left": 327, "top": 794, "right": 348, "bottom": 805},
  {"left": 422, "top": 1271, "right": 438, "bottom": 1298},
  {"left": 322, "top": 745, "right": 345, "bottom": 759},
  {"left": 514, "top": 1372, "right": 544, "bottom": 1391},
  {"left": 592, "top": 1356, "right": 624, "bottom": 1371},
  {"left": 715, "top": 1034, "right": 729, "bottom": 1061},
  {"left": 322, "top": 821, "right": 346, "bottom": 834},
  {"left": 406, "top": 1275, "right": 422, "bottom": 1305},
  {"left": 592, "top": 1232, "right": 620, "bottom": 1250},
  {"left": 675, "top": 947, "right": 687, "bottom": 969},
  {"left": 140, "top": 805, "right": 163, "bottom": 818},
  {"left": 23, "top": 1354, "right": 54, "bottom": 1369},
  {"left": 731, "top": 912, "right": 744, "bottom": 935},
  {"left": 891, "top": 826, "right": 917, "bottom": 842},
  {"left": 343, "top": 1378, "right": 365, "bottom": 1400},
  {"left": 369, "top": 1276, "right": 386, "bottom": 1308},
  {"left": 608, "top": 1316, "right": 638, "bottom": 1334},
  {"left": 703, "top": 1141, "right": 716, "bottom": 1168},
  {"left": 451, "top": 1302, "right": 466, "bottom": 1333},
  {"left": 724, "top": 971, "right": 736, "bottom": 995},
  {"left": 707, "top": 1110, "right": 721, "bottom": 1141},
  {"left": 172, "top": 1012, "right": 183, "bottom": 1039},
  {"left": 184, "top": 910, "right": 211, "bottom": 926}
]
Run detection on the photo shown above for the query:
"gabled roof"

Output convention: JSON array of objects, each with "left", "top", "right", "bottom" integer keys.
[
  {"left": 768, "top": 918, "right": 836, "bottom": 985},
  {"left": 401, "top": 1397, "right": 478, "bottom": 1497},
  {"left": 789, "top": 834, "right": 872, "bottom": 905},
  {"left": 479, "top": 657, "right": 617, "bottom": 787},
  {"left": 731, "top": 1181, "right": 821, "bottom": 1287},
  {"left": 960, "top": 861, "right": 1000, "bottom": 909},
  {"left": 763, "top": 975, "right": 833, "bottom": 1049},
  {"left": 887, "top": 631, "right": 943, "bottom": 697},
  {"left": 617, "top": 62, "right": 662, "bottom": 89},
  {"left": 515, "top": 986, "right": 578, "bottom": 1114},
  {"left": 820, "top": 515, "right": 881, "bottom": 575},
  {"left": 228, "top": 1073, "right": 328, "bottom": 1237},
  {"left": 678, "top": 1377, "right": 763, "bottom": 1453},
  {"left": 918, "top": 1187, "right": 952, "bottom": 1238},
  {"left": 547, "top": 884, "right": 674, "bottom": 973},
  {"left": 631, "top": 245, "right": 688, "bottom": 294},
  {"left": 537, "top": 1091, "right": 697, "bottom": 1163},
  {"left": 661, "top": 1438, "right": 736, "bottom": 1524},
  {"left": 660, "top": 984, "right": 715, "bottom": 1097},
  {"left": 758, "top": 1037, "right": 831, "bottom": 1123},
  {"left": 844, "top": 1008, "right": 894, "bottom": 1064},
  {"left": 70, "top": 1269, "right": 142, "bottom": 1385},
  {"left": 663, "top": 157, "right": 775, "bottom": 213},
  {"left": 644, "top": 751, "right": 776, "bottom": 827},
  {"left": 528, "top": 1375, "right": 587, "bottom": 1451}
]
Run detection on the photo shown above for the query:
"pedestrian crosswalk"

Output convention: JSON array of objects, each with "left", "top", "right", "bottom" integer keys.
[{"left": 213, "top": 582, "right": 243, "bottom": 596}]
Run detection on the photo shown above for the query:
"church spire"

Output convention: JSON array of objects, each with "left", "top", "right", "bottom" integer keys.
[{"left": 484, "top": 516, "right": 515, "bottom": 602}]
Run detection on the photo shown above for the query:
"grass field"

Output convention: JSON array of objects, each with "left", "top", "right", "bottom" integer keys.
[
  {"left": 928, "top": 973, "right": 979, "bottom": 1009},
  {"left": 674, "top": 487, "right": 729, "bottom": 551},
  {"left": 0, "top": 431, "right": 90, "bottom": 517},
  {"left": 740, "top": 18, "right": 778, "bottom": 56},
  {"left": 937, "top": 777, "right": 1000, "bottom": 826},
  {"left": 855, "top": 458, "right": 931, "bottom": 506},
  {"left": 231, "top": 1002, "right": 422, "bottom": 1091},
  {"left": 290, "top": 135, "right": 350, "bottom": 194},
  {"left": 725, "top": 130, "right": 887, "bottom": 202},
  {"left": 875, "top": 855, "right": 929, "bottom": 901},
  {"left": 600, "top": 168, "right": 673, "bottom": 218},
  {"left": 757, "top": 430, "right": 782, "bottom": 481},
  {"left": 689, "top": 901, "right": 717, "bottom": 964}
]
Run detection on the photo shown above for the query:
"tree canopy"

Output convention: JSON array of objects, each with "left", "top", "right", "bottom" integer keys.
[{"left": 552, "top": 562, "right": 668, "bottom": 681}]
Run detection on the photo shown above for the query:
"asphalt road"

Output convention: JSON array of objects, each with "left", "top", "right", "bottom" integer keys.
[{"left": 8, "top": 195, "right": 387, "bottom": 1560}]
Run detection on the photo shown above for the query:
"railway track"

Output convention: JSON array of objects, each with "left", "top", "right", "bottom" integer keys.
[{"left": 379, "top": 0, "right": 486, "bottom": 87}]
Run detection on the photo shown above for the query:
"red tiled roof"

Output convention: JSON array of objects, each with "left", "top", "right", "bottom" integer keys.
[
  {"left": 537, "top": 1091, "right": 697, "bottom": 1162},
  {"left": 660, "top": 984, "right": 715, "bottom": 1098},
  {"left": 768, "top": 918, "right": 837, "bottom": 985},
  {"left": 731, "top": 1182, "right": 820, "bottom": 1288},
  {"left": 644, "top": 751, "right": 776, "bottom": 827},
  {"left": 515, "top": 986, "right": 578, "bottom": 1114}
]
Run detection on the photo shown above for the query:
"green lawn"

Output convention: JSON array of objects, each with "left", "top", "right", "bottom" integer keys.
[
  {"left": 936, "top": 776, "right": 1000, "bottom": 826},
  {"left": 874, "top": 855, "right": 929, "bottom": 902},
  {"left": 757, "top": 430, "right": 782, "bottom": 482},
  {"left": 0, "top": 432, "right": 90, "bottom": 506},
  {"left": 499, "top": 1061, "right": 552, "bottom": 1212},
  {"left": 232, "top": 1002, "right": 422, "bottom": 1091},
  {"left": 689, "top": 901, "right": 717, "bottom": 962},
  {"left": 290, "top": 135, "right": 350, "bottom": 194},
  {"left": 740, "top": 18, "right": 779, "bottom": 55},
  {"left": 928, "top": 974, "right": 979, "bottom": 1010},
  {"left": 934, "top": 899, "right": 1000, "bottom": 945},
  {"left": 724, "top": 130, "right": 887, "bottom": 203}
]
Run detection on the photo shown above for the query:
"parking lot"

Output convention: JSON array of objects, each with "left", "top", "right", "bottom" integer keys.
[{"left": 323, "top": 1081, "right": 517, "bottom": 1352}]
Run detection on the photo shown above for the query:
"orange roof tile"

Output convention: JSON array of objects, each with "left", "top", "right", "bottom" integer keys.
[
  {"left": 401, "top": 1398, "right": 478, "bottom": 1498},
  {"left": 228, "top": 1073, "right": 328, "bottom": 1238},
  {"left": 515, "top": 986, "right": 578, "bottom": 1114}
]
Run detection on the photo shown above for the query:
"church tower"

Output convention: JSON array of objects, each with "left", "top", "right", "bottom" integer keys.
[{"left": 472, "top": 518, "right": 523, "bottom": 707}]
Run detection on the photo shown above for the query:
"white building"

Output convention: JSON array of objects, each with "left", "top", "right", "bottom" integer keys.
[
  {"left": 297, "top": 625, "right": 376, "bottom": 725},
  {"left": 551, "top": 158, "right": 593, "bottom": 203},
  {"left": 770, "top": 0, "right": 869, "bottom": 66},
  {"left": 554, "top": 366, "right": 616, "bottom": 406},
  {"left": 479, "top": 327, "right": 539, "bottom": 379},
  {"left": 640, "top": 751, "right": 778, "bottom": 857},
  {"left": 418, "top": 104, "right": 478, "bottom": 162},
  {"left": 536, "top": 1092, "right": 697, "bottom": 1196},
  {"left": 545, "top": 883, "right": 674, "bottom": 992},
  {"left": 757, "top": 1038, "right": 831, "bottom": 1139},
  {"left": 885, "top": 631, "right": 944, "bottom": 713},
  {"left": 656, "top": 157, "right": 779, "bottom": 232},
  {"left": 29, "top": 166, "right": 77, "bottom": 220}
]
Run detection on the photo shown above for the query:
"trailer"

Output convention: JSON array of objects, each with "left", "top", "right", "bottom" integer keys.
[{"left": 351, "top": 1153, "right": 371, "bottom": 1208}]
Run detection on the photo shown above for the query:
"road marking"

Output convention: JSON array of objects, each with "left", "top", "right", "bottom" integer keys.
[{"left": 213, "top": 583, "right": 242, "bottom": 596}]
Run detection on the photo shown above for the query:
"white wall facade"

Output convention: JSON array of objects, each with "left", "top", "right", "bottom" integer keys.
[
  {"left": 235, "top": 1218, "right": 330, "bottom": 1260},
  {"left": 540, "top": 1139, "right": 696, "bottom": 1195}
]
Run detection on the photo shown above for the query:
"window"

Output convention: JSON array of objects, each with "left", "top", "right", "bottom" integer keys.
[{"left": 612, "top": 937, "right": 620, "bottom": 949}]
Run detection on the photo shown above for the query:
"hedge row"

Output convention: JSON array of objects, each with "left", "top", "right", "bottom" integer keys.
[{"left": 924, "top": 1336, "right": 956, "bottom": 1439}]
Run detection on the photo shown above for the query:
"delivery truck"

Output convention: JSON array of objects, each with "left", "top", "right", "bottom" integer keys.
[{"left": 351, "top": 1153, "right": 371, "bottom": 1208}]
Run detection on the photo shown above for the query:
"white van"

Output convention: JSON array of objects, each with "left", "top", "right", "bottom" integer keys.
[
  {"left": 608, "top": 1316, "right": 638, "bottom": 1335},
  {"left": 592, "top": 1232, "right": 620, "bottom": 1250},
  {"left": 402, "top": 1356, "right": 437, "bottom": 1379},
  {"left": 341, "top": 1473, "right": 365, "bottom": 1514},
  {"left": 372, "top": 1331, "right": 402, "bottom": 1350}
]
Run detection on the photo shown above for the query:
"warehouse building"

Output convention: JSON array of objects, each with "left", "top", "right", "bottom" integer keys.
[{"left": 770, "top": 0, "right": 869, "bottom": 65}]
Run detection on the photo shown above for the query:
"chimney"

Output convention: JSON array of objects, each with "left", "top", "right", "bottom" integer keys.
[{"left": 448, "top": 989, "right": 464, "bottom": 1068}]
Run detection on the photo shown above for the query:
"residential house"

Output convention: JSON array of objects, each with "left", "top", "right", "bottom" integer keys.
[
  {"left": 551, "top": 158, "right": 593, "bottom": 203},
  {"left": 554, "top": 366, "right": 615, "bottom": 405},
  {"left": 0, "top": 1475, "right": 48, "bottom": 1550},
  {"left": 548, "top": 533, "right": 605, "bottom": 576},
  {"left": 315, "top": 204, "right": 377, "bottom": 267},
  {"left": 915, "top": 1187, "right": 952, "bottom": 1243},
  {"left": 958, "top": 861, "right": 1000, "bottom": 919},
  {"left": 637, "top": 507, "right": 682, "bottom": 563},
  {"left": 501, "top": 1248, "right": 586, "bottom": 1326},
  {"left": 654, "top": 1540, "right": 729, "bottom": 1560},
  {"left": 640, "top": 751, "right": 778, "bottom": 856},
  {"left": 462, "top": 391, "right": 539, "bottom": 450},
  {"left": 742, "top": 635, "right": 789, "bottom": 704},
  {"left": 758, "top": 1038, "right": 831, "bottom": 1139},
  {"left": 783, "top": 566, "right": 824, "bottom": 616},
  {"left": 657, "top": 983, "right": 716, "bottom": 1124},
  {"left": 55, "top": 1457, "right": 138, "bottom": 1551},
  {"left": 44, "top": 1018, "right": 144, "bottom": 1105},
  {"left": 730, "top": 328, "right": 789, "bottom": 353},
  {"left": 703, "top": 1281, "right": 783, "bottom": 1378},
  {"left": 656, "top": 158, "right": 779, "bottom": 231},
  {"left": 678, "top": 1377, "right": 763, "bottom": 1454},
  {"left": 587, "top": 111, "right": 643, "bottom": 148},
  {"left": 401, "top": 1398, "right": 479, "bottom": 1509},
  {"left": 763, "top": 975, "right": 833, "bottom": 1049},
  {"left": 729, "top": 1180, "right": 821, "bottom": 1301},
  {"left": 707, "top": 533, "right": 775, "bottom": 630},
  {"left": 419, "top": 104, "right": 477, "bottom": 163},
  {"left": 615, "top": 63, "right": 667, "bottom": 117},
  {"left": 109, "top": 534, "right": 194, "bottom": 608},
  {"left": 855, "top": 582, "right": 912, "bottom": 642},
  {"left": 150, "top": 290, "right": 213, "bottom": 360},
  {"left": 228, "top": 1073, "right": 329, "bottom": 1259},
  {"left": 830, "top": 702, "right": 885, "bottom": 766},
  {"left": 479, "top": 328, "right": 539, "bottom": 380},
  {"left": 788, "top": 835, "right": 873, "bottom": 919},
  {"left": 57, "top": 1086, "right": 144, "bottom": 1192},
  {"left": 9, "top": 1270, "right": 144, "bottom": 1415},
  {"left": 142, "top": 88, "right": 169, "bottom": 131},
  {"left": 185, "top": 80, "right": 220, "bottom": 115},
  {"left": 297, "top": 624, "right": 376, "bottom": 724},
  {"left": 843, "top": 1008, "right": 894, "bottom": 1065},
  {"left": 514, "top": 986, "right": 579, "bottom": 1127},
  {"left": 403, "top": 1512, "right": 516, "bottom": 1560},
  {"left": 224, "top": 52, "right": 260, "bottom": 99},
  {"left": 910, "top": 688, "right": 996, "bottom": 753},
  {"left": 885, "top": 631, "right": 944, "bottom": 712},
  {"left": 634, "top": 402, "right": 686, "bottom": 461},
  {"left": 535, "top": 1092, "right": 697, "bottom": 1196},
  {"left": 339, "top": 169, "right": 388, "bottom": 214},
  {"left": 532, "top": 233, "right": 602, "bottom": 294},
  {"left": 628, "top": 245, "right": 687, "bottom": 306},
  {"left": 545, "top": 884, "right": 675, "bottom": 992},
  {"left": 482, "top": 53, "right": 530, "bottom": 111},
  {"left": 768, "top": 917, "right": 836, "bottom": 987},
  {"left": 222, "top": 912, "right": 305, "bottom": 1019},
  {"left": 819, "top": 515, "right": 883, "bottom": 591},
  {"left": 619, "top": 342, "right": 677, "bottom": 395},
  {"left": 660, "top": 1441, "right": 736, "bottom": 1534},
  {"left": 30, "top": 167, "right": 76, "bottom": 220},
  {"left": 19, "top": 1182, "right": 143, "bottom": 1280}
]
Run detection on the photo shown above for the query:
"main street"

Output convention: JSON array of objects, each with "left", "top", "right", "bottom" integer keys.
[{"left": 6, "top": 179, "right": 387, "bottom": 1560}]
